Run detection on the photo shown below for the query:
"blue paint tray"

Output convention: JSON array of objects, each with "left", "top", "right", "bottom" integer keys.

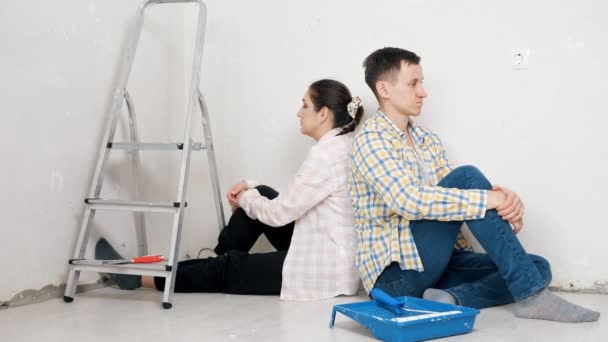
[{"left": 329, "top": 289, "right": 480, "bottom": 342}]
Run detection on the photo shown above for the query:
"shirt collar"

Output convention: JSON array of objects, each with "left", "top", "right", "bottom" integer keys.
[
  {"left": 318, "top": 127, "right": 343, "bottom": 143},
  {"left": 375, "top": 109, "right": 418, "bottom": 139}
]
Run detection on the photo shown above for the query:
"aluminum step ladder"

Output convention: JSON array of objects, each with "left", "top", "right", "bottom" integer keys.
[{"left": 63, "top": 0, "right": 225, "bottom": 309}]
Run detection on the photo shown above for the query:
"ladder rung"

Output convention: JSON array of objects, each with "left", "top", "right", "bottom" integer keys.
[
  {"left": 191, "top": 142, "right": 205, "bottom": 151},
  {"left": 69, "top": 259, "right": 171, "bottom": 277},
  {"left": 107, "top": 142, "right": 206, "bottom": 151},
  {"left": 85, "top": 198, "right": 187, "bottom": 213}
]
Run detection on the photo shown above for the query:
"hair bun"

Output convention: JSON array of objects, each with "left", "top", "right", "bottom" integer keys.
[{"left": 347, "top": 97, "right": 362, "bottom": 118}]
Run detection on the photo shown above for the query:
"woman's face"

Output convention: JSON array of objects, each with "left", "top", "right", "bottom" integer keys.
[{"left": 297, "top": 89, "right": 322, "bottom": 137}]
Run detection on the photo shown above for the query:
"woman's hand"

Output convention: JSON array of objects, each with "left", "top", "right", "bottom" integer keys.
[
  {"left": 227, "top": 180, "right": 247, "bottom": 210},
  {"left": 493, "top": 185, "right": 525, "bottom": 235}
]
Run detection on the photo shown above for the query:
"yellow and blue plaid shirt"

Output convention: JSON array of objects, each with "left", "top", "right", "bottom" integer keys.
[{"left": 350, "top": 111, "right": 488, "bottom": 293}]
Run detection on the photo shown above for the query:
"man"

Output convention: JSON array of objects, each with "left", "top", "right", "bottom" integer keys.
[{"left": 349, "top": 47, "right": 599, "bottom": 323}]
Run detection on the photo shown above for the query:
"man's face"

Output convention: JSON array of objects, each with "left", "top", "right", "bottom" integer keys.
[{"left": 383, "top": 61, "right": 427, "bottom": 116}]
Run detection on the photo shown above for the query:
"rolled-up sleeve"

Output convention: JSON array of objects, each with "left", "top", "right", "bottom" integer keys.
[
  {"left": 238, "top": 151, "right": 334, "bottom": 227},
  {"left": 352, "top": 130, "right": 487, "bottom": 222},
  {"left": 244, "top": 180, "right": 260, "bottom": 189}
]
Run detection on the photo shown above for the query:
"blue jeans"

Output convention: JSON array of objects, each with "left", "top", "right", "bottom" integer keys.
[{"left": 373, "top": 166, "right": 552, "bottom": 309}]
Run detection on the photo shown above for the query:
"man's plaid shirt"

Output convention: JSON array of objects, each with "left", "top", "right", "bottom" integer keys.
[{"left": 350, "top": 111, "right": 488, "bottom": 293}]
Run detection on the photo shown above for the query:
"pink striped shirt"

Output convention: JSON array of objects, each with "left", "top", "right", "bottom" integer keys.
[{"left": 238, "top": 128, "right": 361, "bottom": 300}]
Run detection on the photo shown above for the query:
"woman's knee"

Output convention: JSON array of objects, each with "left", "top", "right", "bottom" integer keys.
[
  {"left": 254, "top": 185, "right": 279, "bottom": 199},
  {"left": 530, "top": 254, "right": 552, "bottom": 286},
  {"left": 439, "top": 165, "right": 492, "bottom": 190}
]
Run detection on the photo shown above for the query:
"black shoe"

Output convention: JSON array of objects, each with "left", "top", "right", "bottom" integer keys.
[{"left": 95, "top": 238, "right": 141, "bottom": 290}]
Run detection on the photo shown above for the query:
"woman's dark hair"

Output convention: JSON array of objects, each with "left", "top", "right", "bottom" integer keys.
[{"left": 308, "top": 79, "right": 364, "bottom": 136}]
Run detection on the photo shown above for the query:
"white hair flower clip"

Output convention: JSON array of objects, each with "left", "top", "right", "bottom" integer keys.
[{"left": 347, "top": 97, "right": 362, "bottom": 118}]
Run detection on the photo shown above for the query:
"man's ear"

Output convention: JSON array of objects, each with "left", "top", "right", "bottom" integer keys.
[{"left": 376, "top": 80, "right": 390, "bottom": 101}]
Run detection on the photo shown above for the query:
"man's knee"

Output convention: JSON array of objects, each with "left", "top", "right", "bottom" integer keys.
[
  {"left": 254, "top": 185, "right": 279, "bottom": 199},
  {"left": 451, "top": 165, "right": 485, "bottom": 181},
  {"left": 439, "top": 165, "right": 492, "bottom": 190}
]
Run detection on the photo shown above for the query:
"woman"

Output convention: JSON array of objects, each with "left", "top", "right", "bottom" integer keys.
[{"left": 96, "top": 79, "right": 364, "bottom": 300}]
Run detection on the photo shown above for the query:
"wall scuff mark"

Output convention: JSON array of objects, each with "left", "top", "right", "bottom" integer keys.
[
  {"left": 549, "top": 281, "right": 608, "bottom": 295},
  {"left": 0, "top": 276, "right": 112, "bottom": 310}
]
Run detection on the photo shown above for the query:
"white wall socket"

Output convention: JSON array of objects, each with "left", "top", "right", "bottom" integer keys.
[{"left": 512, "top": 48, "right": 530, "bottom": 70}]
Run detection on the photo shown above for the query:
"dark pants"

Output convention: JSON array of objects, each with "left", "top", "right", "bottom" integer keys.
[
  {"left": 374, "top": 166, "right": 552, "bottom": 309},
  {"left": 154, "top": 185, "right": 295, "bottom": 295}
]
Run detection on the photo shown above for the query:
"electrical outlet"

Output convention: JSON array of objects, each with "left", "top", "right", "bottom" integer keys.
[{"left": 512, "top": 48, "right": 530, "bottom": 69}]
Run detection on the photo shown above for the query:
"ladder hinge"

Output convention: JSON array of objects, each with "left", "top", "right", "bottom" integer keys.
[
  {"left": 165, "top": 265, "right": 172, "bottom": 271},
  {"left": 172, "top": 202, "right": 188, "bottom": 208},
  {"left": 107, "top": 142, "right": 113, "bottom": 148}
]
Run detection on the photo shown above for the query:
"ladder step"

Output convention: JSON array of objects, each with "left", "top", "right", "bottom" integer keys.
[
  {"left": 107, "top": 142, "right": 206, "bottom": 151},
  {"left": 85, "top": 198, "right": 187, "bottom": 213},
  {"left": 69, "top": 259, "right": 171, "bottom": 277}
]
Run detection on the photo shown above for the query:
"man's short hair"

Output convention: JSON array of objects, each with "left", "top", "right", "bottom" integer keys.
[{"left": 363, "top": 47, "right": 421, "bottom": 98}]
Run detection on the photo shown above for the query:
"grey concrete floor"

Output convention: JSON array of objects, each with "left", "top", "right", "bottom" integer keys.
[{"left": 0, "top": 288, "right": 605, "bottom": 341}]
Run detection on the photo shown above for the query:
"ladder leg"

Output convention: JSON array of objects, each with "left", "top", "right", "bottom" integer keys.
[
  {"left": 125, "top": 91, "right": 148, "bottom": 256},
  {"left": 64, "top": 53, "right": 126, "bottom": 302},
  {"left": 160, "top": 0, "right": 209, "bottom": 309},
  {"left": 64, "top": 38, "right": 127, "bottom": 301},
  {"left": 64, "top": 209, "right": 96, "bottom": 302},
  {"left": 198, "top": 91, "right": 226, "bottom": 231},
  {"left": 63, "top": 269, "right": 79, "bottom": 303},
  {"left": 163, "top": 143, "right": 191, "bottom": 309}
]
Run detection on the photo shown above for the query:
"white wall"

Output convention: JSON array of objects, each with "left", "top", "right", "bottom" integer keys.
[
  {"left": 1, "top": 0, "right": 607, "bottom": 300},
  {"left": 195, "top": 0, "right": 608, "bottom": 291}
]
